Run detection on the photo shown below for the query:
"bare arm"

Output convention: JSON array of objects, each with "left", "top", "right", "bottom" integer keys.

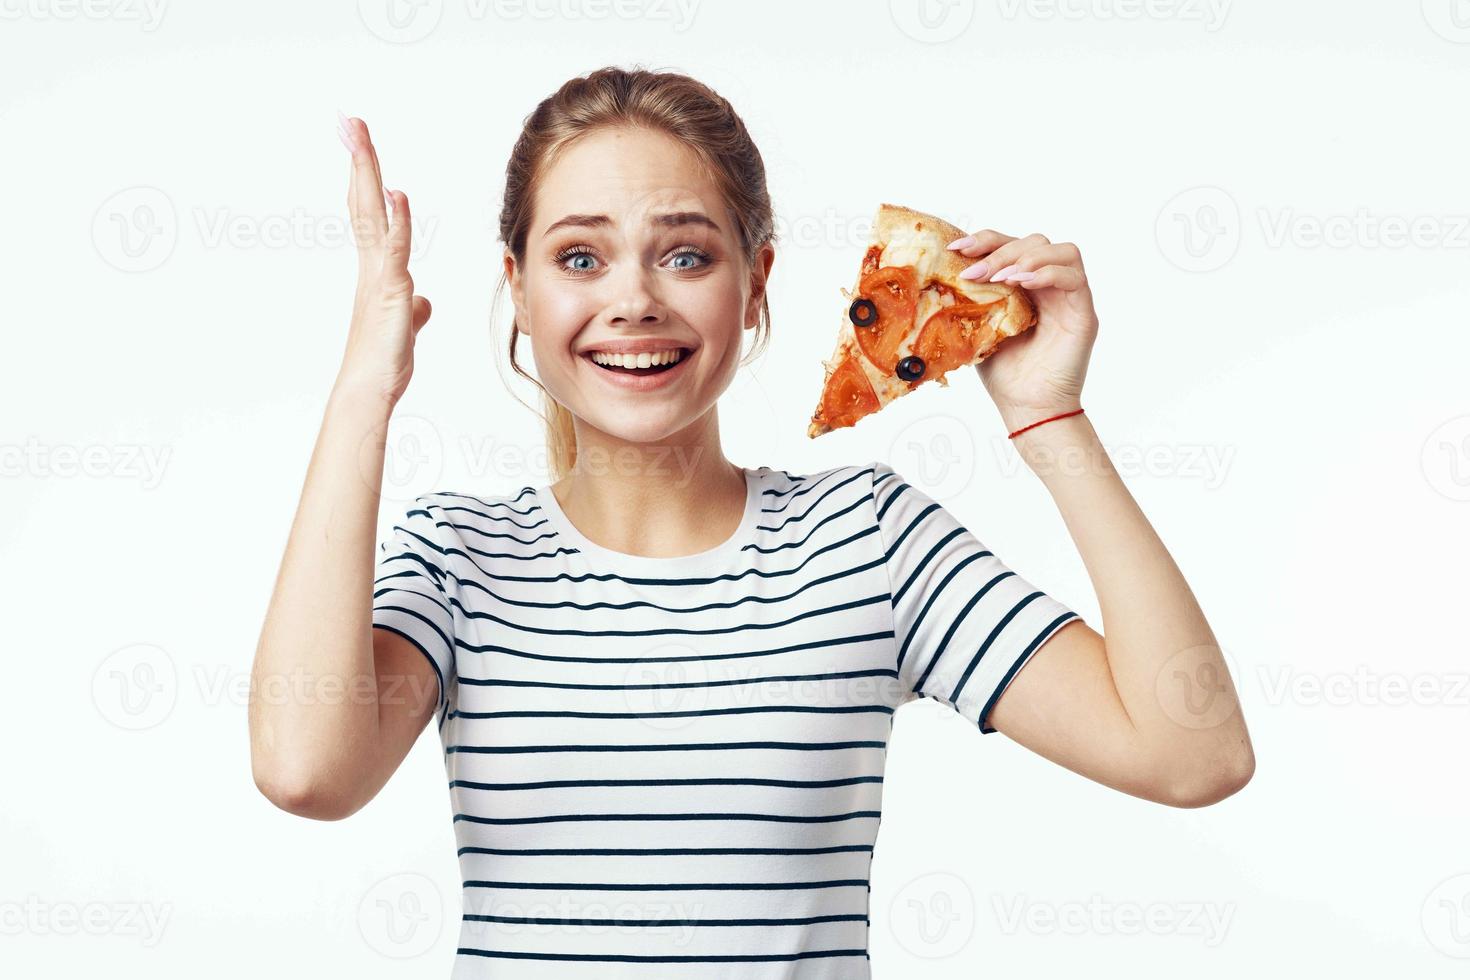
[
  {"left": 987, "top": 411, "right": 1255, "bottom": 808},
  {"left": 248, "top": 115, "right": 439, "bottom": 821},
  {"left": 943, "top": 226, "right": 1253, "bottom": 808}
]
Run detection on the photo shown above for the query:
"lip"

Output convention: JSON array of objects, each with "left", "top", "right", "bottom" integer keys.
[
  {"left": 581, "top": 347, "right": 695, "bottom": 392},
  {"left": 580, "top": 338, "right": 696, "bottom": 355}
]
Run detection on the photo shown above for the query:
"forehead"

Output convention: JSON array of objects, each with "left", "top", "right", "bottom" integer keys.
[{"left": 531, "top": 126, "right": 727, "bottom": 236}]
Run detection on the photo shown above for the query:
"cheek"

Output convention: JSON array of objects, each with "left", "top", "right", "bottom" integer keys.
[
  {"left": 674, "top": 275, "right": 748, "bottom": 338},
  {"left": 523, "top": 291, "right": 594, "bottom": 390},
  {"left": 526, "top": 282, "right": 596, "bottom": 342}
]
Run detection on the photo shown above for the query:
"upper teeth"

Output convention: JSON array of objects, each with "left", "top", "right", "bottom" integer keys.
[{"left": 589, "top": 349, "right": 685, "bottom": 368}]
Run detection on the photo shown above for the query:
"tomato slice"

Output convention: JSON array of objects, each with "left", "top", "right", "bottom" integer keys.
[
  {"left": 819, "top": 351, "right": 880, "bottom": 430},
  {"left": 909, "top": 300, "right": 1002, "bottom": 387},
  {"left": 851, "top": 264, "right": 918, "bottom": 374}
]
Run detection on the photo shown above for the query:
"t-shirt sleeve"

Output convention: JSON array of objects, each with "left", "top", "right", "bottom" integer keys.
[
  {"left": 371, "top": 495, "right": 457, "bottom": 721},
  {"left": 871, "top": 460, "right": 1083, "bottom": 733}
]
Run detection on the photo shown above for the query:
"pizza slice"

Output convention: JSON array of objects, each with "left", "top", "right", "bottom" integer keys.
[{"left": 807, "top": 203, "right": 1038, "bottom": 439}]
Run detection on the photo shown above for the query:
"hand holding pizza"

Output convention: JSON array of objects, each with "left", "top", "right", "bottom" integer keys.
[
  {"left": 808, "top": 206, "right": 1099, "bottom": 440},
  {"left": 948, "top": 230, "right": 1098, "bottom": 433}
]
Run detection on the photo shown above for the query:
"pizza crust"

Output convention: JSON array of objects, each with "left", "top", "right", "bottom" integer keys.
[{"left": 807, "top": 203, "right": 1038, "bottom": 438}]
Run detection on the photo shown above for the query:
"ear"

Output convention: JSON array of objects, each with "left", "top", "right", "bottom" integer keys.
[
  {"left": 745, "top": 241, "right": 776, "bottom": 330},
  {"left": 504, "top": 247, "right": 529, "bottom": 335}
]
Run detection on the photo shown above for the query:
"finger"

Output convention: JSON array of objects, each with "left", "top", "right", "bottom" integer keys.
[
  {"left": 343, "top": 116, "right": 388, "bottom": 257},
  {"left": 995, "top": 242, "right": 1082, "bottom": 280},
  {"left": 947, "top": 228, "right": 1013, "bottom": 258},
  {"left": 336, "top": 117, "right": 356, "bottom": 155},
  {"left": 360, "top": 118, "right": 391, "bottom": 254},
  {"left": 411, "top": 295, "right": 433, "bottom": 332},
  {"left": 969, "top": 232, "right": 1051, "bottom": 282},
  {"left": 360, "top": 118, "right": 387, "bottom": 205},
  {"left": 383, "top": 188, "right": 413, "bottom": 280},
  {"left": 1011, "top": 263, "right": 1087, "bottom": 292}
]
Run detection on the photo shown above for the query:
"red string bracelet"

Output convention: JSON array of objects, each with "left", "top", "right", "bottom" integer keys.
[{"left": 1007, "top": 407, "right": 1085, "bottom": 439}]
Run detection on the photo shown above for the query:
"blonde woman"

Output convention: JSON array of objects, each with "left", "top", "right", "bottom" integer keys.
[{"left": 249, "top": 66, "right": 1254, "bottom": 977}]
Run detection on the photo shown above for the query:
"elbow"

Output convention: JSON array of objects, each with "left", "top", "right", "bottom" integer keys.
[
  {"left": 252, "top": 762, "right": 357, "bottom": 822},
  {"left": 1158, "top": 747, "right": 1256, "bottom": 809},
  {"left": 248, "top": 712, "right": 363, "bottom": 821}
]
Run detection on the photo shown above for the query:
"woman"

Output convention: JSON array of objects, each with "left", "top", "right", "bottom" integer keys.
[{"left": 249, "top": 66, "right": 1254, "bottom": 977}]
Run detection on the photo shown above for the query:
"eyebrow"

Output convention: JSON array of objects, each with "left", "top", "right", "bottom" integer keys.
[{"left": 541, "top": 211, "right": 721, "bottom": 238}]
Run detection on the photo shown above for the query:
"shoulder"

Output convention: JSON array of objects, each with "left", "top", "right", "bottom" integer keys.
[
  {"left": 758, "top": 460, "right": 880, "bottom": 493},
  {"left": 394, "top": 485, "right": 543, "bottom": 544},
  {"left": 420, "top": 486, "right": 538, "bottom": 515},
  {"left": 754, "top": 462, "right": 888, "bottom": 520}
]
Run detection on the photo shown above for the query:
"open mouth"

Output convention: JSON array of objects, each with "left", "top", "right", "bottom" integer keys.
[{"left": 583, "top": 347, "right": 693, "bottom": 377}]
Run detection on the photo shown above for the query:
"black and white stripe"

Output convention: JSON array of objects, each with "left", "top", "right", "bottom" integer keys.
[
  {"left": 371, "top": 461, "right": 1080, "bottom": 977},
  {"left": 873, "top": 462, "right": 1083, "bottom": 733}
]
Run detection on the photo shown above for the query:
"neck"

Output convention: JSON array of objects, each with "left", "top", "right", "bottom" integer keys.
[{"left": 550, "top": 411, "right": 748, "bottom": 559}]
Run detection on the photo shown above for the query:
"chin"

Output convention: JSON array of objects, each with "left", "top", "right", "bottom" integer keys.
[{"left": 582, "top": 411, "right": 694, "bottom": 448}]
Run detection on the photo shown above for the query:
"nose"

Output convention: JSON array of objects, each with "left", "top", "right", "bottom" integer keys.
[{"left": 603, "top": 264, "right": 666, "bottom": 327}]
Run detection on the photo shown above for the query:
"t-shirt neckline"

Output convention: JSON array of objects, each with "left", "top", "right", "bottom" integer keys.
[{"left": 531, "top": 466, "right": 766, "bottom": 575}]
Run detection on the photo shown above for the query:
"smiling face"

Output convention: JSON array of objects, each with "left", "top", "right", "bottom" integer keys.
[{"left": 506, "top": 125, "right": 773, "bottom": 448}]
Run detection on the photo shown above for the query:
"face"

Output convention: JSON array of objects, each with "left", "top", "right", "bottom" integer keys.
[{"left": 506, "top": 125, "right": 774, "bottom": 448}]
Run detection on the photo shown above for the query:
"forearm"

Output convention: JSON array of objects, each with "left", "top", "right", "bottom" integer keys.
[
  {"left": 1009, "top": 411, "right": 1253, "bottom": 787},
  {"left": 248, "top": 382, "right": 394, "bottom": 799}
]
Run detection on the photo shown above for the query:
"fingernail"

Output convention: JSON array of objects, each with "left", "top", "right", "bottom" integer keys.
[
  {"left": 384, "top": 188, "right": 394, "bottom": 213},
  {"left": 988, "top": 264, "right": 1019, "bottom": 282},
  {"left": 958, "top": 261, "right": 990, "bottom": 280},
  {"left": 947, "top": 235, "right": 975, "bottom": 251},
  {"left": 1005, "top": 271, "right": 1036, "bottom": 282},
  {"left": 337, "top": 110, "right": 358, "bottom": 154}
]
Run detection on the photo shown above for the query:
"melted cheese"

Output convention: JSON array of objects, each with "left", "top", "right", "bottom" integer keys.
[
  {"left": 877, "top": 234, "right": 935, "bottom": 280},
  {"left": 897, "top": 286, "right": 954, "bottom": 361}
]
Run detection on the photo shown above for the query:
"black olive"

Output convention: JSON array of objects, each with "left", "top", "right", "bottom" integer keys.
[
  {"left": 896, "top": 356, "right": 925, "bottom": 382},
  {"left": 848, "top": 298, "right": 878, "bottom": 327}
]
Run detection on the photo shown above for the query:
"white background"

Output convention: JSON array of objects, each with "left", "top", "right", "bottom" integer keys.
[{"left": 3, "top": 0, "right": 1468, "bottom": 976}]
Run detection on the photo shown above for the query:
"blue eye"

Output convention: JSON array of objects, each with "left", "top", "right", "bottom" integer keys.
[
  {"left": 554, "top": 246, "right": 598, "bottom": 275},
  {"left": 552, "top": 245, "right": 711, "bottom": 277},
  {"left": 669, "top": 248, "right": 709, "bottom": 270}
]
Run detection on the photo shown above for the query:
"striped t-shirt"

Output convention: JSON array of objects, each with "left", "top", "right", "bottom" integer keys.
[{"left": 371, "top": 460, "right": 1082, "bottom": 978}]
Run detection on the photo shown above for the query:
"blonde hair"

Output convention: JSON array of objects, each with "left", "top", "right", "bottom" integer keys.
[{"left": 493, "top": 65, "right": 776, "bottom": 484}]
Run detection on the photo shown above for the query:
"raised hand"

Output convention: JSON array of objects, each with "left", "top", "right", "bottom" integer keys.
[{"left": 334, "top": 112, "right": 432, "bottom": 407}]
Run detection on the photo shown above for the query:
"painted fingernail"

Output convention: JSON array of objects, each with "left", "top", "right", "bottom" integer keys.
[
  {"left": 337, "top": 111, "right": 358, "bottom": 154},
  {"left": 947, "top": 235, "right": 976, "bottom": 251},
  {"left": 1005, "top": 271, "right": 1036, "bottom": 282},
  {"left": 958, "top": 261, "right": 990, "bottom": 280},
  {"left": 988, "top": 264, "right": 1019, "bottom": 282}
]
